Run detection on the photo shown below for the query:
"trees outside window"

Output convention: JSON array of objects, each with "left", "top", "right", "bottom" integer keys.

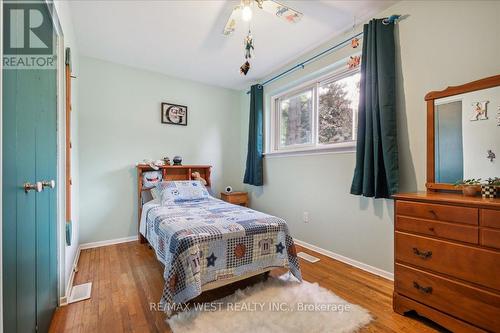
[
  {"left": 318, "top": 73, "right": 360, "bottom": 144},
  {"left": 272, "top": 69, "right": 360, "bottom": 153}
]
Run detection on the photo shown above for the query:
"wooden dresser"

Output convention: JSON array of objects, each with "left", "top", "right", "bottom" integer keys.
[{"left": 393, "top": 192, "right": 500, "bottom": 332}]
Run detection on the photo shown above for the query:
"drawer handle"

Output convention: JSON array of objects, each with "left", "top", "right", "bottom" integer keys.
[
  {"left": 412, "top": 247, "right": 432, "bottom": 259},
  {"left": 413, "top": 281, "right": 433, "bottom": 294},
  {"left": 428, "top": 209, "right": 438, "bottom": 218}
]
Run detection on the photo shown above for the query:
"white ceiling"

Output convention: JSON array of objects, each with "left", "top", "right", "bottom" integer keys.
[{"left": 69, "top": 0, "right": 396, "bottom": 90}]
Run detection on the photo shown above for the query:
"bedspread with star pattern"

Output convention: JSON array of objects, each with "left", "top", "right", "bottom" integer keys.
[{"left": 141, "top": 197, "right": 302, "bottom": 311}]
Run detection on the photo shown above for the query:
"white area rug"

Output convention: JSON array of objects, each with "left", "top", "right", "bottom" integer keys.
[{"left": 168, "top": 274, "right": 372, "bottom": 333}]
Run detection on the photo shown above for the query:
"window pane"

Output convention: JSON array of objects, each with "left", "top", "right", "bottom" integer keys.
[
  {"left": 318, "top": 73, "right": 360, "bottom": 144},
  {"left": 279, "top": 89, "right": 313, "bottom": 147}
]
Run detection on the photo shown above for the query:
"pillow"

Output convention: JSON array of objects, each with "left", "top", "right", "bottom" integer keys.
[
  {"left": 150, "top": 187, "right": 160, "bottom": 200},
  {"left": 141, "top": 190, "right": 154, "bottom": 204},
  {"left": 159, "top": 180, "right": 210, "bottom": 204},
  {"left": 142, "top": 171, "right": 162, "bottom": 189}
]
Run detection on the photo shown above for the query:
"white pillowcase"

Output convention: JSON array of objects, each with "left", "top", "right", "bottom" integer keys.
[{"left": 157, "top": 180, "right": 210, "bottom": 205}]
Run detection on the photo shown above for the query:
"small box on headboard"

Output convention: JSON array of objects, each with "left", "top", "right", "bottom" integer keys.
[{"left": 136, "top": 164, "right": 212, "bottom": 243}]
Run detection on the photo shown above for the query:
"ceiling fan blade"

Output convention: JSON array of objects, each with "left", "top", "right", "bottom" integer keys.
[
  {"left": 260, "top": 0, "right": 303, "bottom": 23},
  {"left": 223, "top": 5, "right": 241, "bottom": 35}
]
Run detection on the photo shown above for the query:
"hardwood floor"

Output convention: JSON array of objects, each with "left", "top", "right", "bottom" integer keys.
[{"left": 50, "top": 242, "right": 446, "bottom": 333}]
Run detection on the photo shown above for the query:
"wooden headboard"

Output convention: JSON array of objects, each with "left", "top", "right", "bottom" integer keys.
[{"left": 136, "top": 164, "right": 212, "bottom": 243}]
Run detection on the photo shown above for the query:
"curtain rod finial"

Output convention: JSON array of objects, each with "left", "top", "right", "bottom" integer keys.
[{"left": 382, "top": 14, "right": 401, "bottom": 25}]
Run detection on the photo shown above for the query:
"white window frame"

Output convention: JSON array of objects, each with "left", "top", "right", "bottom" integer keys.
[
  {"left": 274, "top": 85, "right": 316, "bottom": 151},
  {"left": 268, "top": 67, "right": 360, "bottom": 157}
]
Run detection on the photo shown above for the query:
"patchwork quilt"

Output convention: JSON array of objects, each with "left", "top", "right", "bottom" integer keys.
[{"left": 141, "top": 197, "right": 302, "bottom": 311}]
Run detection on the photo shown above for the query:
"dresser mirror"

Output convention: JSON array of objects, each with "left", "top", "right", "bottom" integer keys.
[{"left": 425, "top": 75, "right": 500, "bottom": 191}]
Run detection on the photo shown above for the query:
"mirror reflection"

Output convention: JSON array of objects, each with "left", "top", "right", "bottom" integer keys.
[{"left": 435, "top": 86, "right": 500, "bottom": 183}]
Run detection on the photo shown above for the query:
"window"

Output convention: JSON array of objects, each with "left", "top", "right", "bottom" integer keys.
[
  {"left": 270, "top": 69, "right": 360, "bottom": 154},
  {"left": 279, "top": 88, "right": 313, "bottom": 147}
]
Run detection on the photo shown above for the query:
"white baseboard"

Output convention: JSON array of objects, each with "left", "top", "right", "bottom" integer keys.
[
  {"left": 79, "top": 235, "right": 138, "bottom": 250},
  {"left": 59, "top": 236, "right": 391, "bottom": 306},
  {"left": 60, "top": 245, "right": 81, "bottom": 306},
  {"left": 294, "top": 239, "right": 394, "bottom": 281},
  {"left": 60, "top": 235, "right": 139, "bottom": 305}
]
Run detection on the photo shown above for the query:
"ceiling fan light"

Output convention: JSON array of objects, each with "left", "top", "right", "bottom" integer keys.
[{"left": 242, "top": 5, "right": 252, "bottom": 22}]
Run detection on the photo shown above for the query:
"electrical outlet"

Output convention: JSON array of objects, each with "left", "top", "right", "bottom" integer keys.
[{"left": 303, "top": 211, "right": 309, "bottom": 223}]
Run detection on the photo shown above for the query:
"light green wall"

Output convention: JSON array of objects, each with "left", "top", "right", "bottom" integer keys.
[
  {"left": 239, "top": 0, "right": 500, "bottom": 274},
  {"left": 54, "top": 0, "right": 80, "bottom": 299},
  {"left": 78, "top": 57, "right": 242, "bottom": 244}
]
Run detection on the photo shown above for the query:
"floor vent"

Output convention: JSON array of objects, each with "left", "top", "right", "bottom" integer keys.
[
  {"left": 68, "top": 282, "right": 92, "bottom": 304},
  {"left": 297, "top": 252, "right": 320, "bottom": 263}
]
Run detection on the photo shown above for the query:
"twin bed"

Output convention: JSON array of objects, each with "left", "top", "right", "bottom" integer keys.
[{"left": 136, "top": 164, "right": 301, "bottom": 312}]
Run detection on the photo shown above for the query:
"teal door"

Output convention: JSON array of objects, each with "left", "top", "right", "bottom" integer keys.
[{"left": 3, "top": 2, "right": 58, "bottom": 332}]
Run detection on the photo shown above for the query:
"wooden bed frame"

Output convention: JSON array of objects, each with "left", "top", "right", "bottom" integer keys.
[{"left": 136, "top": 164, "right": 271, "bottom": 307}]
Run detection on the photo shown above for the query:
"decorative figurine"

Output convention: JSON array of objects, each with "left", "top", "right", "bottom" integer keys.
[
  {"left": 244, "top": 30, "right": 254, "bottom": 60},
  {"left": 351, "top": 37, "right": 359, "bottom": 48},
  {"left": 240, "top": 61, "right": 250, "bottom": 75},
  {"left": 173, "top": 156, "right": 182, "bottom": 166},
  {"left": 487, "top": 150, "right": 496, "bottom": 162},
  {"left": 470, "top": 101, "right": 489, "bottom": 121},
  {"left": 191, "top": 171, "right": 208, "bottom": 186},
  {"left": 136, "top": 159, "right": 164, "bottom": 170},
  {"left": 348, "top": 55, "right": 361, "bottom": 69},
  {"left": 163, "top": 156, "right": 171, "bottom": 165},
  {"left": 154, "top": 159, "right": 165, "bottom": 167}
]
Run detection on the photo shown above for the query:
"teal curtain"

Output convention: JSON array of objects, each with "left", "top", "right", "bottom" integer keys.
[
  {"left": 350, "top": 19, "right": 398, "bottom": 198},
  {"left": 244, "top": 84, "right": 264, "bottom": 186}
]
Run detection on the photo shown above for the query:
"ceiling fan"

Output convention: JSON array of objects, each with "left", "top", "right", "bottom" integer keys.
[{"left": 223, "top": 0, "right": 303, "bottom": 36}]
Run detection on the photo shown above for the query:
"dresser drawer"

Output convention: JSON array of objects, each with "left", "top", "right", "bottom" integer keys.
[
  {"left": 395, "top": 263, "right": 500, "bottom": 331},
  {"left": 396, "top": 201, "right": 478, "bottom": 225},
  {"left": 220, "top": 192, "right": 248, "bottom": 206},
  {"left": 480, "top": 228, "right": 500, "bottom": 250},
  {"left": 481, "top": 209, "right": 500, "bottom": 229},
  {"left": 225, "top": 196, "right": 247, "bottom": 205},
  {"left": 396, "top": 216, "right": 478, "bottom": 244},
  {"left": 395, "top": 231, "right": 500, "bottom": 290}
]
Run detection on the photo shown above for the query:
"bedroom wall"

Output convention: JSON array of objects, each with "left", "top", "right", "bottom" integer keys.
[
  {"left": 459, "top": 87, "right": 500, "bottom": 179},
  {"left": 239, "top": 0, "right": 500, "bottom": 275},
  {"left": 54, "top": 0, "right": 81, "bottom": 301},
  {"left": 78, "top": 57, "right": 242, "bottom": 244}
]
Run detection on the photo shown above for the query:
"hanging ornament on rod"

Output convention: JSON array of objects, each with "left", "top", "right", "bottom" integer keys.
[
  {"left": 351, "top": 38, "right": 359, "bottom": 48},
  {"left": 347, "top": 55, "right": 361, "bottom": 69},
  {"left": 350, "top": 16, "right": 359, "bottom": 49}
]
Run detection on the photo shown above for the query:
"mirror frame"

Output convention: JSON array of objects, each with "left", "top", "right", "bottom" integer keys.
[{"left": 425, "top": 74, "right": 500, "bottom": 191}]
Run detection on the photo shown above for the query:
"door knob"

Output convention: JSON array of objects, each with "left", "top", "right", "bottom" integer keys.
[
  {"left": 24, "top": 181, "right": 43, "bottom": 193},
  {"left": 42, "top": 180, "right": 56, "bottom": 189}
]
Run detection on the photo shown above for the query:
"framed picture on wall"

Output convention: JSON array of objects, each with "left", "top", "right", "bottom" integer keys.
[{"left": 161, "top": 103, "right": 188, "bottom": 126}]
